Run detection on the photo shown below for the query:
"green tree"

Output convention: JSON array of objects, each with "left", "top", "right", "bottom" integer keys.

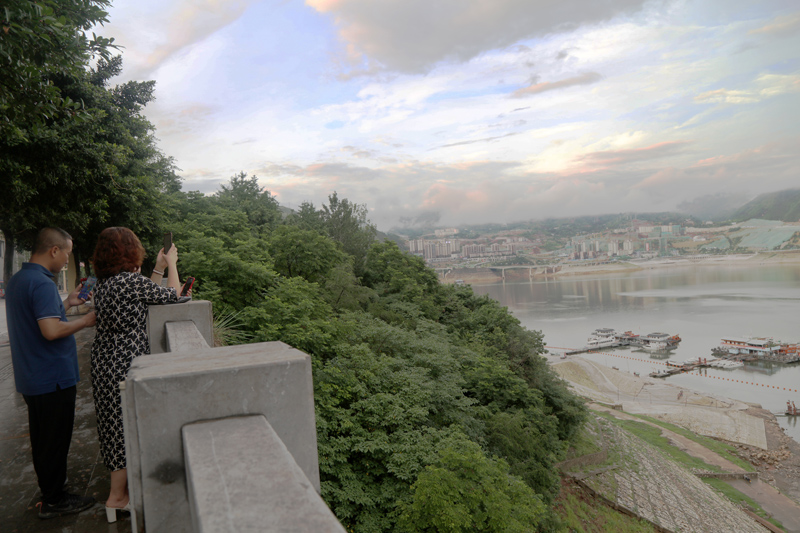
[
  {"left": 286, "top": 200, "right": 325, "bottom": 233},
  {"left": 1, "top": 0, "right": 115, "bottom": 141},
  {"left": 398, "top": 435, "right": 546, "bottom": 532},
  {"left": 268, "top": 225, "right": 345, "bottom": 283},
  {"left": 174, "top": 207, "right": 275, "bottom": 310},
  {"left": 0, "top": 56, "right": 181, "bottom": 280},
  {"left": 216, "top": 172, "right": 281, "bottom": 234},
  {"left": 321, "top": 192, "right": 377, "bottom": 277},
  {"left": 151, "top": 189, "right": 586, "bottom": 531},
  {"left": 363, "top": 241, "right": 439, "bottom": 317}
]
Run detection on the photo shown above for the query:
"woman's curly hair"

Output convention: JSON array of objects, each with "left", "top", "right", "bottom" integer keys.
[{"left": 91, "top": 227, "right": 146, "bottom": 279}]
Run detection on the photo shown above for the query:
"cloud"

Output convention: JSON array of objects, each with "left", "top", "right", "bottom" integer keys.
[
  {"left": 306, "top": 0, "right": 648, "bottom": 73},
  {"left": 694, "top": 74, "right": 800, "bottom": 104},
  {"left": 579, "top": 141, "right": 692, "bottom": 166},
  {"left": 755, "top": 73, "right": 800, "bottom": 97},
  {"left": 153, "top": 103, "right": 218, "bottom": 136},
  {"left": 748, "top": 12, "right": 800, "bottom": 37},
  {"left": 631, "top": 141, "right": 800, "bottom": 198},
  {"left": 694, "top": 88, "right": 760, "bottom": 104},
  {"left": 106, "top": 0, "right": 256, "bottom": 78},
  {"left": 433, "top": 132, "right": 520, "bottom": 150},
  {"left": 510, "top": 72, "right": 603, "bottom": 98}
]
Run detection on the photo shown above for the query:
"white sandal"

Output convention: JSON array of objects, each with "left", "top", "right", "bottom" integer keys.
[{"left": 105, "top": 501, "right": 132, "bottom": 523}]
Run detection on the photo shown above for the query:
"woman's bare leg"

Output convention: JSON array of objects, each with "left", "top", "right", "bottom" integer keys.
[{"left": 107, "top": 468, "right": 129, "bottom": 507}]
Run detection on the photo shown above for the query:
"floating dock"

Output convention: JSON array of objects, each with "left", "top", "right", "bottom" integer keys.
[{"left": 566, "top": 329, "right": 681, "bottom": 355}]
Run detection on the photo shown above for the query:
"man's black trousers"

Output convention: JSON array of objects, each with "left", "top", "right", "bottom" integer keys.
[{"left": 23, "top": 385, "right": 77, "bottom": 504}]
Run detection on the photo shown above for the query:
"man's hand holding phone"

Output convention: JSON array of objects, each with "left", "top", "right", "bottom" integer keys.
[{"left": 78, "top": 276, "right": 97, "bottom": 301}]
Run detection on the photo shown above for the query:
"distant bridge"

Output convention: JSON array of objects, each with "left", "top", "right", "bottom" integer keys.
[{"left": 435, "top": 265, "right": 563, "bottom": 281}]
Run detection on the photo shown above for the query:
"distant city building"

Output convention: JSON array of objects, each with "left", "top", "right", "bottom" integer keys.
[{"left": 637, "top": 224, "right": 682, "bottom": 236}]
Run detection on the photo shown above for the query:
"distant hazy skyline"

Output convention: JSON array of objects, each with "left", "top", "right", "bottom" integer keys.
[{"left": 100, "top": 0, "right": 800, "bottom": 230}]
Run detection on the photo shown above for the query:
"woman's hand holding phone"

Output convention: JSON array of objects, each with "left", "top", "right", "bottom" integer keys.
[{"left": 180, "top": 277, "right": 195, "bottom": 297}]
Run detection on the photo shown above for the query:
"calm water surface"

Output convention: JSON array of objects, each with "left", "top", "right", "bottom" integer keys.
[{"left": 472, "top": 265, "right": 800, "bottom": 443}]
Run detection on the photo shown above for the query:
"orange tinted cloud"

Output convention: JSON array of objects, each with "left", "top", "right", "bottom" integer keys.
[{"left": 511, "top": 72, "right": 603, "bottom": 98}]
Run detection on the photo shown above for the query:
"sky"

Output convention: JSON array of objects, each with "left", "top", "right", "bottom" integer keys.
[{"left": 98, "top": 0, "right": 800, "bottom": 231}]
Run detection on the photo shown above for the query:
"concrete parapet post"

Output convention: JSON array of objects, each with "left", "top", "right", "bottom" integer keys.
[
  {"left": 123, "top": 341, "right": 321, "bottom": 532},
  {"left": 183, "top": 416, "right": 345, "bottom": 533},
  {"left": 146, "top": 300, "right": 213, "bottom": 354},
  {"left": 164, "top": 321, "right": 210, "bottom": 352}
]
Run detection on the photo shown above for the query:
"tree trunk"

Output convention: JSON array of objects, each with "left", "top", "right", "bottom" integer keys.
[{"left": 3, "top": 235, "right": 15, "bottom": 284}]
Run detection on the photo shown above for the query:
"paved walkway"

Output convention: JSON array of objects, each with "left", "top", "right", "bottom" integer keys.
[{"left": 0, "top": 326, "right": 132, "bottom": 532}]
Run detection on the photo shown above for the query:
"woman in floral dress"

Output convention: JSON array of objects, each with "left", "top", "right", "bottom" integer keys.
[{"left": 90, "top": 227, "right": 184, "bottom": 522}]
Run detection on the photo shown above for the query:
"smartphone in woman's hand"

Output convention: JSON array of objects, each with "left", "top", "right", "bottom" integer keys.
[
  {"left": 163, "top": 232, "right": 172, "bottom": 253},
  {"left": 180, "top": 277, "right": 195, "bottom": 296}
]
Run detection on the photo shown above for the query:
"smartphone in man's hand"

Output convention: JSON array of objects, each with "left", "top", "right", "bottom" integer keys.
[{"left": 78, "top": 276, "right": 97, "bottom": 300}]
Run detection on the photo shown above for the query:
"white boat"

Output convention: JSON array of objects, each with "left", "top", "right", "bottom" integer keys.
[
  {"left": 589, "top": 328, "right": 616, "bottom": 339},
  {"left": 639, "top": 332, "right": 680, "bottom": 351},
  {"left": 643, "top": 341, "right": 669, "bottom": 351},
  {"left": 719, "top": 336, "right": 779, "bottom": 356},
  {"left": 587, "top": 337, "right": 617, "bottom": 349},
  {"left": 586, "top": 328, "right": 618, "bottom": 349}
]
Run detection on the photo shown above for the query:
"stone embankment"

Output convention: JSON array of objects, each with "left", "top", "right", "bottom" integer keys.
[{"left": 577, "top": 415, "right": 766, "bottom": 532}]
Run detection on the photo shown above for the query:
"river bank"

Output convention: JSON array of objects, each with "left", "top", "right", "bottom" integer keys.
[
  {"left": 440, "top": 250, "right": 800, "bottom": 284},
  {"left": 548, "top": 353, "right": 800, "bottom": 513}
]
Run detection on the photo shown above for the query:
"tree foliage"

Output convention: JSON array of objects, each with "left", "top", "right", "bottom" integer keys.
[
  {"left": 154, "top": 186, "right": 588, "bottom": 531},
  {"left": 0, "top": 0, "right": 116, "bottom": 141},
  {"left": 0, "top": 54, "right": 180, "bottom": 280},
  {"left": 398, "top": 435, "right": 547, "bottom": 532},
  {"left": 320, "top": 192, "right": 377, "bottom": 277}
]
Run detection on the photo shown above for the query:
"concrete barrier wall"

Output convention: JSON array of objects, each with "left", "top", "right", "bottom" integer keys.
[
  {"left": 124, "top": 341, "right": 320, "bottom": 532},
  {"left": 123, "top": 301, "right": 335, "bottom": 532},
  {"left": 146, "top": 300, "right": 213, "bottom": 353},
  {"left": 183, "top": 416, "right": 344, "bottom": 533}
]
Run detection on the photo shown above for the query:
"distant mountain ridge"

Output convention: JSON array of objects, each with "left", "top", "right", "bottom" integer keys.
[{"left": 730, "top": 189, "right": 800, "bottom": 223}]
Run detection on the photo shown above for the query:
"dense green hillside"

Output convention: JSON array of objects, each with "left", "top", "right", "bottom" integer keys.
[
  {"left": 730, "top": 189, "right": 800, "bottom": 222},
  {"left": 167, "top": 175, "right": 587, "bottom": 532}
]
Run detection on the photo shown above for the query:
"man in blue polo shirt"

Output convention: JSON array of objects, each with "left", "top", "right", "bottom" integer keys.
[{"left": 6, "top": 228, "right": 97, "bottom": 519}]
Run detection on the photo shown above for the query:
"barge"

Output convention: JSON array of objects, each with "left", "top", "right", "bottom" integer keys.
[{"left": 713, "top": 336, "right": 800, "bottom": 363}]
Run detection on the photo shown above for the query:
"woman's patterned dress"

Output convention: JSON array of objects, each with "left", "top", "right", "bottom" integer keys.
[{"left": 90, "top": 271, "right": 178, "bottom": 470}]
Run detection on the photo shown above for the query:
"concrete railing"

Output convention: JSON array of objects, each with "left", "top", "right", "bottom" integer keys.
[{"left": 121, "top": 300, "right": 344, "bottom": 532}]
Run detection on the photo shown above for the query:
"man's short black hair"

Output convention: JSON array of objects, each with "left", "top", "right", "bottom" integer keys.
[{"left": 33, "top": 228, "right": 72, "bottom": 255}]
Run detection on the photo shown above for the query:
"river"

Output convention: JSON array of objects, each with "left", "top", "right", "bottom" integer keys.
[{"left": 471, "top": 264, "right": 800, "bottom": 443}]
